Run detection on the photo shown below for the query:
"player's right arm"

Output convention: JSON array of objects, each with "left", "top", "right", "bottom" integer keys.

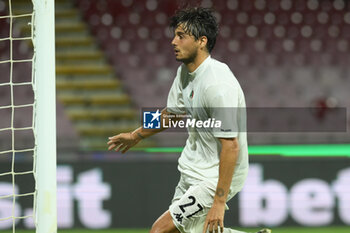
[
  {"left": 107, "top": 108, "right": 180, "bottom": 153},
  {"left": 109, "top": 66, "right": 184, "bottom": 153}
]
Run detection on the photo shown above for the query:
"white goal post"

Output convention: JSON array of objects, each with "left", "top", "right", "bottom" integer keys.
[{"left": 33, "top": 0, "right": 57, "bottom": 232}]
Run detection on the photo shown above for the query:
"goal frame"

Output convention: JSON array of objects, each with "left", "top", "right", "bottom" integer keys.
[{"left": 32, "top": 0, "right": 57, "bottom": 232}]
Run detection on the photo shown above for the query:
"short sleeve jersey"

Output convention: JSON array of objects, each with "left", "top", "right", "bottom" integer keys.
[{"left": 167, "top": 56, "right": 249, "bottom": 190}]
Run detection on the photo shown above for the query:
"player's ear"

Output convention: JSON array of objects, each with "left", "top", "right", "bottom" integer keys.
[{"left": 199, "top": 36, "right": 208, "bottom": 50}]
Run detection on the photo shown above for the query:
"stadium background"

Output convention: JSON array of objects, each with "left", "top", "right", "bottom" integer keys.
[{"left": 0, "top": 0, "right": 350, "bottom": 232}]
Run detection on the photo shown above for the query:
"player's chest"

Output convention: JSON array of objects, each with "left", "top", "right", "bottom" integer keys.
[{"left": 182, "top": 81, "right": 204, "bottom": 114}]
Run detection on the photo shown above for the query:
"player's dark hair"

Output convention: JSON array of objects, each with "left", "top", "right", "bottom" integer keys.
[{"left": 170, "top": 7, "right": 219, "bottom": 53}]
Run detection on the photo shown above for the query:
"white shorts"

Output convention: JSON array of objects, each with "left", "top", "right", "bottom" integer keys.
[{"left": 169, "top": 175, "right": 242, "bottom": 233}]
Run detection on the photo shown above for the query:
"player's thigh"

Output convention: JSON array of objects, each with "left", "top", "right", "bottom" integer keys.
[
  {"left": 150, "top": 210, "right": 180, "bottom": 233},
  {"left": 169, "top": 183, "right": 214, "bottom": 233}
]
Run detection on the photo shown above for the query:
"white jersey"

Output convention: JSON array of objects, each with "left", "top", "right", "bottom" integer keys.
[{"left": 167, "top": 56, "right": 249, "bottom": 192}]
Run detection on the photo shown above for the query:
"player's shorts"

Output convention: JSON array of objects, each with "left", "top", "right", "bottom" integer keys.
[{"left": 169, "top": 175, "right": 243, "bottom": 233}]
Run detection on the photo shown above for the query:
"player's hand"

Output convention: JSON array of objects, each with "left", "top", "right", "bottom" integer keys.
[
  {"left": 203, "top": 201, "right": 225, "bottom": 233},
  {"left": 107, "top": 132, "right": 140, "bottom": 153}
]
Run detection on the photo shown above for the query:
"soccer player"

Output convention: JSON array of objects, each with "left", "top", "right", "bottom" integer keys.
[{"left": 108, "top": 7, "right": 271, "bottom": 233}]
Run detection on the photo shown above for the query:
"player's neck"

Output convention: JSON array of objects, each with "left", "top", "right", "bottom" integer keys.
[{"left": 184, "top": 52, "right": 209, "bottom": 73}]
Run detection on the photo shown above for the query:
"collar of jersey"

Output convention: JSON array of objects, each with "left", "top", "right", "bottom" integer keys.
[{"left": 188, "top": 55, "right": 211, "bottom": 79}]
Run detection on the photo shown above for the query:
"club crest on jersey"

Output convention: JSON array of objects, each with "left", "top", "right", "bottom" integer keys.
[
  {"left": 190, "top": 90, "right": 194, "bottom": 99},
  {"left": 143, "top": 109, "right": 161, "bottom": 129}
]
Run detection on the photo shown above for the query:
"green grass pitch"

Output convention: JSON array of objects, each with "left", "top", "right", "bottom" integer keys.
[{"left": 4, "top": 227, "right": 350, "bottom": 233}]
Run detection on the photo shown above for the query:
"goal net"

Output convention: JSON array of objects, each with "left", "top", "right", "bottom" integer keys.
[{"left": 0, "top": 0, "right": 56, "bottom": 232}]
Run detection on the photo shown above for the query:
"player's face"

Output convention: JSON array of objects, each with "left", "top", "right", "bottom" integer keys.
[{"left": 171, "top": 25, "right": 200, "bottom": 63}]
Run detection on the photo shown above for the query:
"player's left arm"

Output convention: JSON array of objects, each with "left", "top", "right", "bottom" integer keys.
[{"left": 203, "top": 137, "right": 239, "bottom": 233}]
